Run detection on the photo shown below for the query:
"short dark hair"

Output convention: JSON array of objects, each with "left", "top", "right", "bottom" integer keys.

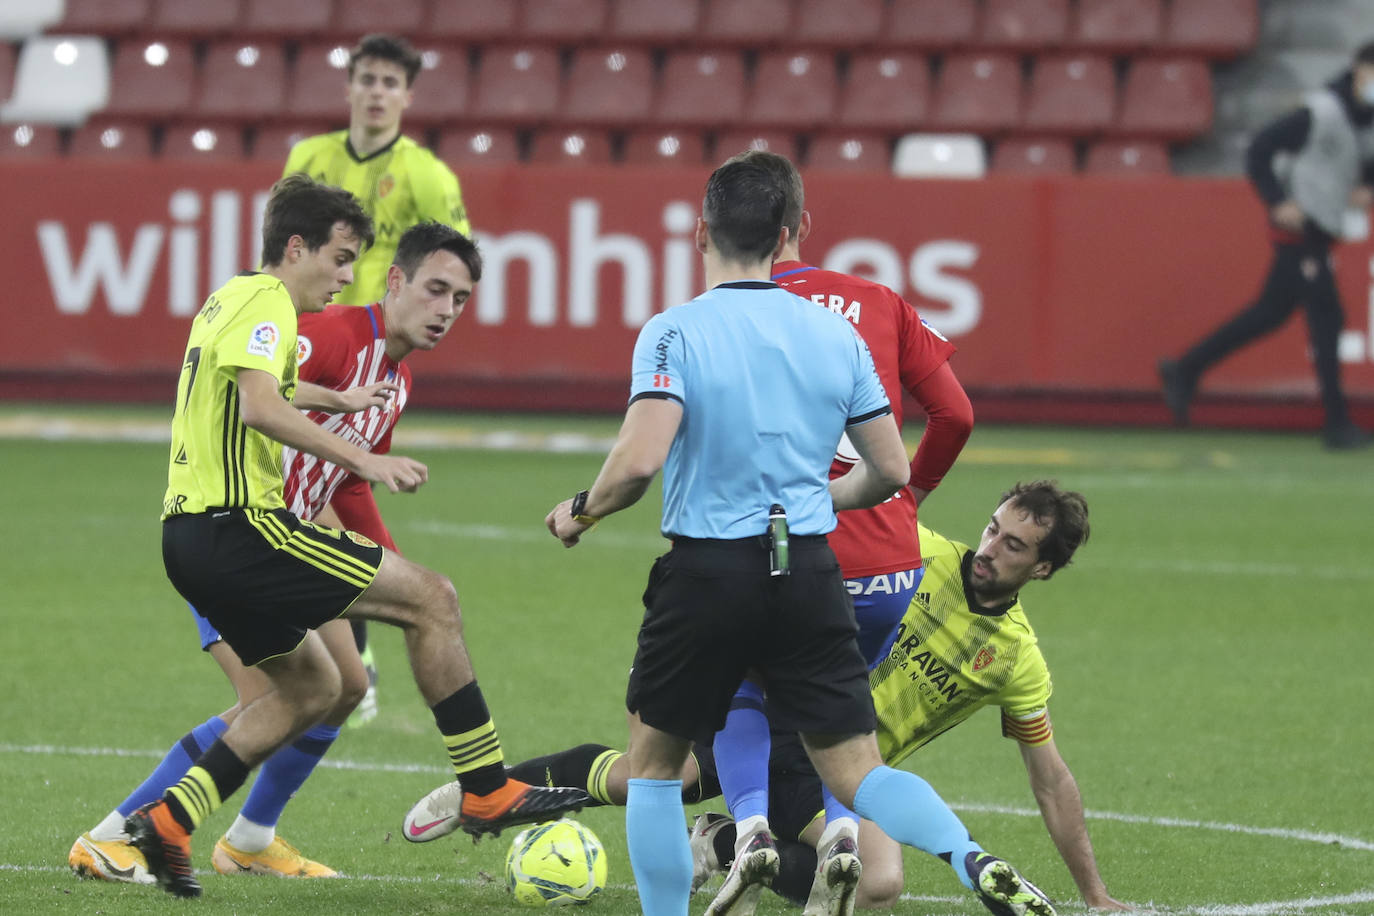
[
  {"left": 393, "top": 221, "right": 483, "bottom": 284},
  {"left": 261, "top": 173, "right": 374, "bottom": 267},
  {"left": 348, "top": 33, "right": 422, "bottom": 86},
  {"left": 1356, "top": 42, "right": 1374, "bottom": 68},
  {"left": 702, "top": 154, "right": 788, "bottom": 263},
  {"left": 728, "top": 149, "right": 804, "bottom": 235},
  {"left": 999, "top": 480, "right": 1090, "bottom": 576}
]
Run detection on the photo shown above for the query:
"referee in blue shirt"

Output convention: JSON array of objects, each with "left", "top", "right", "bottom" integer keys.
[{"left": 546, "top": 155, "right": 1054, "bottom": 916}]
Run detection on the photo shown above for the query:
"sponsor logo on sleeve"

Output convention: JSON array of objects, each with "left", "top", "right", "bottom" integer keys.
[
  {"left": 919, "top": 317, "right": 949, "bottom": 342},
  {"left": 346, "top": 531, "right": 379, "bottom": 548},
  {"left": 297, "top": 336, "right": 313, "bottom": 365},
  {"left": 247, "top": 322, "right": 280, "bottom": 360}
]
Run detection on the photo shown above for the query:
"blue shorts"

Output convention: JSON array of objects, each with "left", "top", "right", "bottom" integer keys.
[
  {"left": 191, "top": 603, "right": 221, "bottom": 650},
  {"left": 846, "top": 568, "right": 924, "bottom": 666}
]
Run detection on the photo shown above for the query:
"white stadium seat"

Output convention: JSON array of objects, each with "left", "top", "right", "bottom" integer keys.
[
  {"left": 891, "top": 133, "right": 987, "bottom": 178},
  {"left": 2, "top": 36, "right": 109, "bottom": 124},
  {"left": 0, "top": 0, "right": 64, "bottom": 40}
]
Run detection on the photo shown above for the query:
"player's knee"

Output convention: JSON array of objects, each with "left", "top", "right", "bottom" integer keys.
[
  {"left": 333, "top": 662, "right": 370, "bottom": 716},
  {"left": 856, "top": 870, "right": 903, "bottom": 910},
  {"left": 417, "top": 571, "right": 462, "bottom": 631}
]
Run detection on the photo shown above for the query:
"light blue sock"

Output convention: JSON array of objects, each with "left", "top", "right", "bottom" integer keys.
[
  {"left": 853, "top": 765, "right": 984, "bottom": 890},
  {"left": 626, "top": 778, "right": 692, "bottom": 916},
  {"left": 239, "top": 723, "right": 340, "bottom": 828},
  {"left": 712, "top": 681, "right": 770, "bottom": 822},
  {"left": 117, "top": 715, "right": 227, "bottom": 817}
]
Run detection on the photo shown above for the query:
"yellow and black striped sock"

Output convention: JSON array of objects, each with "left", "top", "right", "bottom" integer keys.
[
  {"left": 587, "top": 749, "right": 623, "bottom": 805},
  {"left": 162, "top": 739, "right": 249, "bottom": 833},
  {"left": 433, "top": 683, "right": 505, "bottom": 796}
]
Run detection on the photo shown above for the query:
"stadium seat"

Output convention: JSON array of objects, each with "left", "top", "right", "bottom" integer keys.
[
  {"left": 149, "top": 0, "right": 243, "bottom": 37},
  {"left": 68, "top": 120, "right": 155, "bottom": 159},
  {"left": 561, "top": 47, "right": 655, "bottom": 126},
  {"left": 106, "top": 39, "right": 196, "bottom": 120},
  {"left": 1083, "top": 138, "right": 1169, "bottom": 174},
  {"left": 794, "top": 0, "right": 884, "bottom": 48},
  {"left": 891, "top": 133, "right": 986, "bottom": 177},
  {"left": 806, "top": 132, "right": 891, "bottom": 171},
  {"left": 654, "top": 50, "right": 747, "bottom": 127},
  {"left": 836, "top": 52, "right": 931, "bottom": 132},
  {"left": 698, "top": 0, "right": 793, "bottom": 47},
  {"left": 0, "top": 122, "right": 61, "bottom": 156},
  {"left": 251, "top": 123, "right": 333, "bottom": 162},
  {"left": 405, "top": 46, "right": 472, "bottom": 125},
  {"left": 622, "top": 128, "right": 709, "bottom": 166},
  {"left": 744, "top": 51, "right": 840, "bottom": 129},
  {"left": 334, "top": 0, "right": 426, "bottom": 37},
  {"left": 195, "top": 42, "right": 289, "bottom": 122},
  {"left": 714, "top": 128, "right": 798, "bottom": 161},
  {"left": 1022, "top": 54, "right": 1116, "bottom": 135},
  {"left": 1069, "top": 0, "right": 1163, "bottom": 53},
  {"left": 1, "top": 37, "right": 110, "bottom": 125},
  {"left": 286, "top": 42, "right": 352, "bottom": 122},
  {"left": 991, "top": 136, "right": 1077, "bottom": 173},
  {"left": 528, "top": 128, "right": 614, "bottom": 165},
  {"left": 57, "top": 0, "right": 151, "bottom": 35},
  {"left": 1164, "top": 0, "right": 1259, "bottom": 59},
  {"left": 521, "top": 0, "right": 610, "bottom": 44},
  {"left": 609, "top": 0, "right": 701, "bottom": 44},
  {"left": 1116, "top": 57, "right": 1213, "bottom": 140},
  {"left": 426, "top": 0, "right": 517, "bottom": 43},
  {"left": 471, "top": 46, "right": 562, "bottom": 125},
  {"left": 979, "top": 0, "right": 1070, "bottom": 51},
  {"left": 930, "top": 53, "right": 1023, "bottom": 134},
  {"left": 0, "top": 0, "right": 63, "bottom": 40},
  {"left": 240, "top": 0, "right": 334, "bottom": 38},
  {"left": 879, "top": 0, "right": 977, "bottom": 50},
  {"left": 434, "top": 126, "right": 522, "bottom": 164},
  {"left": 161, "top": 124, "right": 248, "bottom": 160}
]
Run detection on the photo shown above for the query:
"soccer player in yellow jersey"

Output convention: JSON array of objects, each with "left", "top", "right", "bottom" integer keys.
[
  {"left": 122, "top": 174, "right": 586, "bottom": 900},
  {"left": 283, "top": 33, "right": 470, "bottom": 307}
]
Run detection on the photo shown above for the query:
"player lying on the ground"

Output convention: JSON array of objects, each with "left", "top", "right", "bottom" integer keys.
[{"left": 407, "top": 483, "right": 1129, "bottom": 912}]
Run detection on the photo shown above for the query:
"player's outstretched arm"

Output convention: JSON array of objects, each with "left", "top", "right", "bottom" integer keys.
[
  {"left": 292, "top": 379, "right": 399, "bottom": 414},
  {"left": 1019, "top": 738, "right": 1132, "bottom": 910}
]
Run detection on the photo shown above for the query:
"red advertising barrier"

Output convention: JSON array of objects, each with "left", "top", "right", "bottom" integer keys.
[{"left": 3, "top": 161, "right": 1372, "bottom": 428}]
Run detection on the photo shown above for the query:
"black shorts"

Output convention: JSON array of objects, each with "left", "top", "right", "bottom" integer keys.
[
  {"left": 162, "top": 507, "right": 383, "bottom": 666},
  {"left": 626, "top": 535, "right": 875, "bottom": 745},
  {"left": 692, "top": 731, "right": 824, "bottom": 843}
]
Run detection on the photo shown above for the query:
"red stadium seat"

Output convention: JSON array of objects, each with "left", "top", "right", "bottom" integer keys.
[
  {"left": 471, "top": 46, "right": 561, "bottom": 125},
  {"left": 161, "top": 125, "right": 248, "bottom": 161},
  {"left": 149, "top": 0, "right": 243, "bottom": 37},
  {"left": 434, "top": 126, "right": 522, "bottom": 165},
  {"left": 609, "top": 0, "right": 701, "bottom": 44},
  {"left": 1083, "top": 138, "right": 1169, "bottom": 174},
  {"left": 837, "top": 52, "right": 931, "bottom": 132},
  {"left": 284, "top": 42, "right": 351, "bottom": 122},
  {"left": 334, "top": 0, "right": 425, "bottom": 37},
  {"left": 426, "top": 0, "right": 517, "bottom": 43},
  {"left": 107, "top": 40, "right": 196, "bottom": 119},
  {"left": 1165, "top": 0, "right": 1259, "bottom": 59},
  {"left": 1023, "top": 54, "right": 1116, "bottom": 136},
  {"left": 979, "top": 0, "right": 1070, "bottom": 51},
  {"left": 699, "top": 0, "right": 793, "bottom": 47},
  {"left": 195, "top": 42, "right": 289, "bottom": 122},
  {"left": 931, "top": 53, "right": 1023, "bottom": 134},
  {"left": 744, "top": 51, "right": 840, "bottom": 130},
  {"left": 714, "top": 128, "right": 798, "bottom": 161},
  {"left": 406, "top": 46, "right": 472, "bottom": 125},
  {"left": 794, "top": 0, "right": 883, "bottom": 48},
  {"left": 521, "top": 0, "right": 610, "bottom": 44},
  {"left": 68, "top": 120, "right": 155, "bottom": 159},
  {"left": 240, "top": 0, "right": 334, "bottom": 38},
  {"left": 806, "top": 132, "right": 890, "bottom": 171},
  {"left": 991, "top": 136, "right": 1076, "bottom": 173},
  {"left": 57, "top": 0, "right": 150, "bottom": 35},
  {"left": 561, "top": 47, "right": 655, "bottom": 126},
  {"left": 528, "top": 128, "right": 614, "bottom": 165},
  {"left": 251, "top": 123, "right": 333, "bottom": 162},
  {"left": 654, "top": 50, "right": 747, "bottom": 127},
  {"left": 1070, "top": 0, "right": 1163, "bottom": 53},
  {"left": 880, "top": 0, "right": 976, "bottom": 50},
  {"left": 623, "top": 129, "right": 709, "bottom": 166},
  {"left": 0, "top": 123, "right": 61, "bottom": 158},
  {"left": 1116, "top": 57, "right": 1213, "bottom": 140}
]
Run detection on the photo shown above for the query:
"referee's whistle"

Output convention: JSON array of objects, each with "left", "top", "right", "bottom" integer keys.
[{"left": 768, "top": 504, "right": 790, "bottom": 577}]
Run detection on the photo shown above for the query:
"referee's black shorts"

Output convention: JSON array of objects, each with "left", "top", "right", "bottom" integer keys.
[
  {"left": 162, "top": 507, "right": 383, "bottom": 666},
  {"left": 626, "top": 534, "right": 875, "bottom": 746}
]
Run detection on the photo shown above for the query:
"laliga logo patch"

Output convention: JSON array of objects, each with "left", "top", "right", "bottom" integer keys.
[
  {"left": 246, "top": 322, "right": 280, "bottom": 359},
  {"left": 346, "top": 531, "right": 379, "bottom": 548},
  {"left": 378, "top": 174, "right": 395, "bottom": 198},
  {"left": 919, "top": 317, "right": 949, "bottom": 342},
  {"left": 297, "top": 336, "right": 313, "bottom": 365},
  {"left": 972, "top": 647, "right": 996, "bottom": 671}
]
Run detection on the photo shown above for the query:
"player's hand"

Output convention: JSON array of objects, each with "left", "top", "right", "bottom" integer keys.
[
  {"left": 1270, "top": 199, "right": 1305, "bottom": 233},
  {"left": 335, "top": 380, "right": 400, "bottom": 414},
  {"left": 545, "top": 499, "right": 594, "bottom": 548},
  {"left": 357, "top": 454, "right": 428, "bottom": 493}
]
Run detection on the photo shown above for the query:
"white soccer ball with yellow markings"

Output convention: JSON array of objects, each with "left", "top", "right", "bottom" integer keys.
[{"left": 505, "top": 818, "right": 607, "bottom": 907}]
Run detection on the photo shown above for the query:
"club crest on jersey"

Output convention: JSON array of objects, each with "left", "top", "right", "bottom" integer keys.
[
  {"left": 297, "top": 336, "right": 313, "bottom": 365},
  {"left": 972, "top": 647, "right": 996, "bottom": 671},
  {"left": 378, "top": 174, "right": 395, "bottom": 198},
  {"left": 247, "top": 322, "right": 280, "bottom": 359},
  {"left": 346, "top": 531, "right": 379, "bottom": 548}
]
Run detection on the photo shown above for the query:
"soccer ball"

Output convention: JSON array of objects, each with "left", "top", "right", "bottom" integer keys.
[{"left": 505, "top": 818, "right": 608, "bottom": 907}]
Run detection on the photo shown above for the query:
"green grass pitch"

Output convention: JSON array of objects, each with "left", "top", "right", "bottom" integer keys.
[{"left": 0, "top": 406, "right": 1370, "bottom": 915}]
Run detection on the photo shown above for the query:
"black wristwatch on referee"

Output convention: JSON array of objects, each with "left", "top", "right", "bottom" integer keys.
[{"left": 570, "top": 490, "right": 601, "bottom": 527}]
